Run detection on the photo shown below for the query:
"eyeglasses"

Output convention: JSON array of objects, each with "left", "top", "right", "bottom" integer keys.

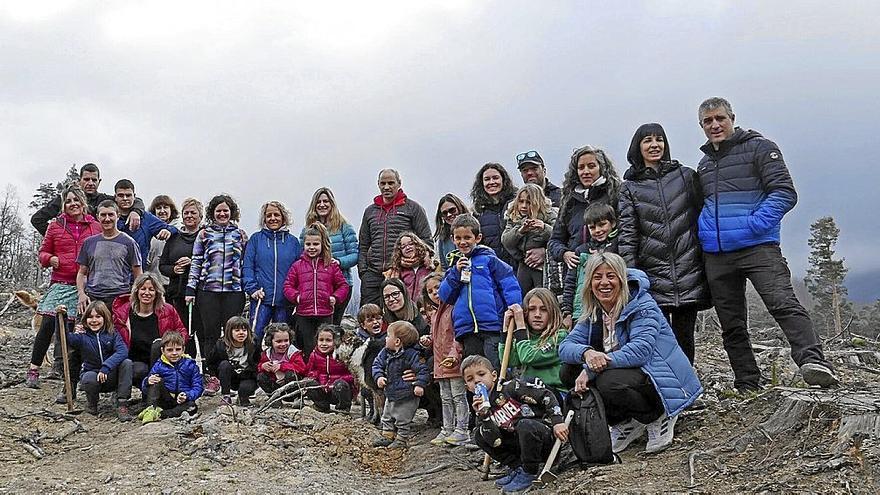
[
  {"left": 383, "top": 291, "right": 403, "bottom": 301},
  {"left": 516, "top": 150, "right": 540, "bottom": 163},
  {"left": 441, "top": 207, "right": 458, "bottom": 217}
]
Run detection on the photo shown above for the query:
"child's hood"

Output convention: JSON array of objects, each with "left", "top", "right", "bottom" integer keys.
[{"left": 264, "top": 344, "right": 302, "bottom": 361}]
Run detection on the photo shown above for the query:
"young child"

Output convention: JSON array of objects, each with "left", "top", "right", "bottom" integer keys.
[
  {"left": 371, "top": 321, "right": 430, "bottom": 449},
  {"left": 257, "top": 323, "right": 307, "bottom": 395},
  {"left": 383, "top": 231, "right": 436, "bottom": 301},
  {"left": 501, "top": 183, "right": 558, "bottom": 296},
  {"left": 355, "top": 303, "right": 386, "bottom": 419},
  {"left": 438, "top": 214, "right": 522, "bottom": 370},
  {"left": 283, "top": 222, "right": 349, "bottom": 362},
  {"left": 139, "top": 331, "right": 203, "bottom": 423},
  {"left": 561, "top": 202, "right": 620, "bottom": 326},
  {"left": 423, "top": 273, "right": 469, "bottom": 446},
  {"left": 305, "top": 324, "right": 356, "bottom": 413},
  {"left": 67, "top": 301, "right": 133, "bottom": 421},
  {"left": 498, "top": 288, "right": 568, "bottom": 393},
  {"left": 462, "top": 355, "right": 568, "bottom": 493},
  {"left": 356, "top": 303, "right": 386, "bottom": 341},
  {"left": 206, "top": 316, "right": 259, "bottom": 406}
]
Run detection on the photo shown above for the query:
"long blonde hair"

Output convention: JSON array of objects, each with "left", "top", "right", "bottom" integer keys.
[
  {"left": 523, "top": 288, "right": 564, "bottom": 347},
  {"left": 305, "top": 187, "right": 347, "bottom": 233},
  {"left": 579, "top": 252, "right": 630, "bottom": 322},
  {"left": 302, "top": 222, "right": 333, "bottom": 266},
  {"left": 130, "top": 272, "right": 166, "bottom": 314},
  {"left": 507, "top": 183, "right": 552, "bottom": 222}
]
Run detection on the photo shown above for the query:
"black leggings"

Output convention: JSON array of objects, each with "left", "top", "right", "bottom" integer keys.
[
  {"left": 217, "top": 361, "right": 257, "bottom": 404},
  {"left": 294, "top": 315, "right": 331, "bottom": 363},
  {"left": 560, "top": 363, "right": 664, "bottom": 425},
  {"left": 197, "top": 290, "right": 244, "bottom": 365},
  {"left": 331, "top": 287, "right": 352, "bottom": 326},
  {"left": 661, "top": 306, "right": 698, "bottom": 364}
]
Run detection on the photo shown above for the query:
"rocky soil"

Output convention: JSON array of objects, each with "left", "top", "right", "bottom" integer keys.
[{"left": 1, "top": 298, "right": 878, "bottom": 494}]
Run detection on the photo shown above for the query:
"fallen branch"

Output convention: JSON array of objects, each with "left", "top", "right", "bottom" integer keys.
[
  {"left": 53, "top": 420, "right": 84, "bottom": 443},
  {"left": 0, "top": 293, "right": 16, "bottom": 317},
  {"left": 20, "top": 440, "right": 44, "bottom": 460}
]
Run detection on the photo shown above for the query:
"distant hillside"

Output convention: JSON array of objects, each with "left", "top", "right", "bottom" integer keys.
[{"left": 846, "top": 269, "right": 880, "bottom": 303}]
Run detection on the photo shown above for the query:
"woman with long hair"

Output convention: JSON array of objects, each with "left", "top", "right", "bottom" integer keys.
[
  {"left": 470, "top": 163, "right": 518, "bottom": 268},
  {"left": 432, "top": 193, "right": 470, "bottom": 271},
  {"left": 147, "top": 194, "right": 181, "bottom": 287},
  {"left": 303, "top": 187, "right": 358, "bottom": 324}
]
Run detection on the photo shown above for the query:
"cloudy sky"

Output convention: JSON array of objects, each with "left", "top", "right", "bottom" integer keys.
[{"left": 2, "top": 1, "right": 878, "bottom": 299}]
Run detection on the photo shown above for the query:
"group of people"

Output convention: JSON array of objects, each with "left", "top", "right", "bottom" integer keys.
[{"left": 24, "top": 96, "right": 838, "bottom": 492}]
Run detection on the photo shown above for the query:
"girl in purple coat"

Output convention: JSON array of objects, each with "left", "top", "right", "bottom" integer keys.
[{"left": 283, "top": 223, "right": 349, "bottom": 362}]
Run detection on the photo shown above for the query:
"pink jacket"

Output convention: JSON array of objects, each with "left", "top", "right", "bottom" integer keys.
[
  {"left": 431, "top": 303, "right": 462, "bottom": 378},
  {"left": 306, "top": 349, "right": 356, "bottom": 392},
  {"left": 38, "top": 213, "right": 101, "bottom": 284},
  {"left": 283, "top": 254, "right": 349, "bottom": 317}
]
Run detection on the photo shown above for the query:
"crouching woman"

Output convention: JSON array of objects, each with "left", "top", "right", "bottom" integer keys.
[{"left": 559, "top": 252, "right": 702, "bottom": 454}]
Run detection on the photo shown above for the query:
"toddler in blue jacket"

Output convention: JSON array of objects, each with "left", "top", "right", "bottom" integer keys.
[
  {"left": 371, "top": 321, "right": 429, "bottom": 449},
  {"left": 438, "top": 214, "right": 522, "bottom": 370},
  {"left": 139, "top": 331, "right": 203, "bottom": 423}
]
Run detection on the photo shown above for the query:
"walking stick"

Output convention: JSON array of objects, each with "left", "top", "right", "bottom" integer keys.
[
  {"left": 56, "top": 310, "right": 82, "bottom": 415},
  {"left": 481, "top": 314, "right": 517, "bottom": 480},
  {"left": 188, "top": 301, "right": 204, "bottom": 373},
  {"left": 251, "top": 297, "right": 262, "bottom": 336}
]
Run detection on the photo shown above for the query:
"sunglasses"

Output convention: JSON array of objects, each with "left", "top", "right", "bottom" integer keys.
[
  {"left": 441, "top": 207, "right": 458, "bottom": 217},
  {"left": 516, "top": 150, "right": 541, "bottom": 163}
]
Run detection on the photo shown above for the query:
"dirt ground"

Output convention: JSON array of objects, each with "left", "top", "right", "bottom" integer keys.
[{"left": 1, "top": 302, "right": 879, "bottom": 494}]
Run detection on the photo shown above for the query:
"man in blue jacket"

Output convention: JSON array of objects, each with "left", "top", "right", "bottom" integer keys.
[
  {"left": 696, "top": 97, "right": 837, "bottom": 392},
  {"left": 114, "top": 179, "right": 176, "bottom": 263}
]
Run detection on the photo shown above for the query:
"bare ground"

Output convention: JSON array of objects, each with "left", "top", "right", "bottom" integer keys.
[{"left": 1, "top": 303, "right": 879, "bottom": 494}]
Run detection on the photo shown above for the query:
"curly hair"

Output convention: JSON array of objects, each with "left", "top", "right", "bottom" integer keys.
[
  {"left": 259, "top": 200, "right": 292, "bottom": 229},
  {"left": 149, "top": 195, "right": 179, "bottom": 222},
  {"left": 387, "top": 231, "right": 433, "bottom": 275},
  {"left": 506, "top": 183, "right": 552, "bottom": 223},
  {"left": 470, "top": 163, "right": 517, "bottom": 214},
  {"left": 206, "top": 193, "right": 240, "bottom": 223},
  {"left": 560, "top": 146, "right": 621, "bottom": 217},
  {"left": 433, "top": 193, "right": 470, "bottom": 242}
]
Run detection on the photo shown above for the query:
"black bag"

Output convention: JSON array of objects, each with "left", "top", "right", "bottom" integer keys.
[{"left": 566, "top": 387, "right": 616, "bottom": 465}]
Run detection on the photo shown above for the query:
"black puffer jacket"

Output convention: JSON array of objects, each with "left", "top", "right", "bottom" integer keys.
[
  {"left": 618, "top": 160, "right": 710, "bottom": 309},
  {"left": 357, "top": 191, "right": 433, "bottom": 274},
  {"left": 476, "top": 199, "right": 516, "bottom": 268},
  {"left": 548, "top": 181, "right": 613, "bottom": 262}
]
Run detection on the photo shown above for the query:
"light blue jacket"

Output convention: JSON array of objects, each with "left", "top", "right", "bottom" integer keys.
[{"left": 559, "top": 269, "right": 702, "bottom": 417}]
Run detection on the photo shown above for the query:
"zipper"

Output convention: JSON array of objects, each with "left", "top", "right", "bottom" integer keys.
[
  {"left": 272, "top": 232, "right": 278, "bottom": 306},
  {"left": 712, "top": 158, "right": 722, "bottom": 252},
  {"left": 312, "top": 258, "right": 319, "bottom": 315},
  {"left": 96, "top": 333, "right": 104, "bottom": 365},
  {"left": 222, "top": 228, "right": 228, "bottom": 289},
  {"left": 381, "top": 208, "right": 389, "bottom": 270},
  {"left": 656, "top": 174, "right": 680, "bottom": 306},
  {"left": 467, "top": 275, "right": 479, "bottom": 333}
]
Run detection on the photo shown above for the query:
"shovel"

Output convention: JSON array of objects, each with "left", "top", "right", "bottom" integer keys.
[
  {"left": 481, "top": 314, "right": 517, "bottom": 480},
  {"left": 56, "top": 310, "right": 82, "bottom": 415},
  {"left": 537, "top": 409, "right": 575, "bottom": 486}
]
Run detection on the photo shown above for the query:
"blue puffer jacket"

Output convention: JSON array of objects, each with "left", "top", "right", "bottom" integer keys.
[
  {"left": 119, "top": 211, "right": 178, "bottom": 264},
  {"left": 372, "top": 346, "right": 429, "bottom": 401},
  {"left": 697, "top": 128, "right": 797, "bottom": 253},
  {"left": 301, "top": 223, "right": 358, "bottom": 285},
  {"left": 244, "top": 228, "right": 301, "bottom": 307},
  {"left": 142, "top": 354, "right": 204, "bottom": 402},
  {"left": 559, "top": 269, "right": 702, "bottom": 417},
  {"left": 438, "top": 245, "right": 522, "bottom": 338},
  {"left": 67, "top": 330, "right": 128, "bottom": 375}
]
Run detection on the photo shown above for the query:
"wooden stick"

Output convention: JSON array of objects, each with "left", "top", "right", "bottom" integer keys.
[
  {"left": 56, "top": 312, "right": 78, "bottom": 414},
  {"left": 188, "top": 302, "right": 204, "bottom": 373},
  {"left": 481, "top": 315, "right": 517, "bottom": 480}
]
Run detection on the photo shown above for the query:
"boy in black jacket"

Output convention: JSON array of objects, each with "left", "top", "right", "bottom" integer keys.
[{"left": 463, "top": 355, "right": 568, "bottom": 493}]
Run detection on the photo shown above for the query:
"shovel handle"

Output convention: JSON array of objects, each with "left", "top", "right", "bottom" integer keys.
[{"left": 539, "top": 409, "right": 575, "bottom": 481}]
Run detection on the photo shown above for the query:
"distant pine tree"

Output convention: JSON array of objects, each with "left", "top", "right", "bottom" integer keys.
[
  {"left": 805, "top": 216, "right": 851, "bottom": 337},
  {"left": 28, "top": 164, "right": 78, "bottom": 210}
]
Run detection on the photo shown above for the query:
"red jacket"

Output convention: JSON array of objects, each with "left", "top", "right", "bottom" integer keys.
[
  {"left": 112, "top": 294, "right": 189, "bottom": 347},
  {"left": 257, "top": 346, "right": 308, "bottom": 382},
  {"left": 39, "top": 213, "right": 101, "bottom": 284},
  {"left": 283, "top": 254, "right": 349, "bottom": 317},
  {"left": 431, "top": 303, "right": 462, "bottom": 379},
  {"left": 306, "top": 349, "right": 356, "bottom": 392}
]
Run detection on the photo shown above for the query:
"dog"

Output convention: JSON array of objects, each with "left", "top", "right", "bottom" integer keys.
[
  {"left": 335, "top": 327, "right": 386, "bottom": 426},
  {"left": 12, "top": 290, "right": 42, "bottom": 334}
]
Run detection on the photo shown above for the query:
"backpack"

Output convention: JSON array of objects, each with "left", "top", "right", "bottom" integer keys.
[{"left": 565, "top": 387, "right": 616, "bottom": 465}]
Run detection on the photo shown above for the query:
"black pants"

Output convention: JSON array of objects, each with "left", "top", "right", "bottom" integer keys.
[
  {"left": 257, "top": 371, "right": 300, "bottom": 394},
  {"left": 31, "top": 316, "right": 74, "bottom": 368},
  {"left": 169, "top": 296, "right": 205, "bottom": 358},
  {"left": 294, "top": 315, "right": 331, "bottom": 363},
  {"left": 217, "top": 361, "right": 257, "bottom": 404},
  {"left": 661, "top": 306, "right": 699, "bottom": 365},
  {"left": 475, "top": 418, "right": 554, "bottom": 474},
  {"left": 145, "top": 380, "right": 197, "bottom": 418},
  {"left": 197, "top": 290, "right": 245, "bottom": 365},
  {"left": 131, "top": 341, "right": 163, "bottom": 390},
  {"left": 560, "top": 363, "right": 664, "bottom": 425},
  {"left": 359, "top": 270, "right": 384, "bottom": 308},
  {"left": 331, "top": 286, "right": 352, "bottom": 325},
  {"left": 704, "top": 244, "right": 830, "bottom": 390},
  {"left": 516, "top": 264, "right": 543, "bottom": 298},
  {"left": 307, "top": 379, "right": 352, "bottom": 412}
]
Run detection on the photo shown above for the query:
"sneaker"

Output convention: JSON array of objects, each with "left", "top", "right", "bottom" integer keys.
[
  {"left": 25, "top": 368, "right": 40, "bottom": 389},
  {"left": 431, "top": 430, "right": 452, "bottom": 446},
  {"left": 117, "top": 403, "right": 133, "bottom": 422},
  {"left": 85, "top": 400, "right": 99, "bottom": 416},
  {"left": 645, "top": 414, "right": 678, "bottom": 453},
  {"left": 204, "top": 376, "right": 220, "bottom": 396},
  {"left": 610, "top": 419, "right": 647, "bottom": 453},
  {"left": 502, "top": 469, "right": 537, "bottom": 493},
  {"left": 221, "top": 395, "right": 233, "bottom": 407},
  {"left": 387, "top": 438, "right": 408, "bottom": 449},
  {"left": 372, "top": 435, "right": 395, "bottom": 448},
  {"left": 56, "top": 389, "right": 76, "bottom": 404},
  {"left": 801, "top": 363, "right": 840, "bottom": 388},
  {"left": 495, "top": 466, "right": 520, "bottom": 487},
  {"left": 445, "top": 430, "right": 469, "bottom": 447},
  {"left": 47, "top": 361, "right": 63, "bottom": 380}
]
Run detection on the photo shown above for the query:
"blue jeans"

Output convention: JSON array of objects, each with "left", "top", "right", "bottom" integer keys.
[{"left": 249, "top": 299, "right": 290, "bottom": 348}]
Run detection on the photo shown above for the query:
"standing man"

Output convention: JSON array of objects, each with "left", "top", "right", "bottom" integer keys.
[
  {"left": 516, "top": 150, "right": 563, "bottom": 293},
  {"left": 76, "top": 200, "right": 143, "bottom": 313},
  {"left": 358, "top": 169, "right": 432, "bottom": 306},
  {"left": 114, "top": 179, "right": 176, "bottom": 263},
  {"left": 31, "top": 163, "right": 145, "bottom": 236},
  {"left": 696, "top": 97, "right": 837, "bottom": 391}
]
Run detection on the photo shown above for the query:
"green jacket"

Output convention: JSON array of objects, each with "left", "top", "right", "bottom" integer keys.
[{"left": 500, "top": 329, "right": 568, "bottom": 391}]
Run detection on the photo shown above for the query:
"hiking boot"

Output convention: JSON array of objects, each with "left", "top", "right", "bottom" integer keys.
[
  {"left": 372, "top": 431, "right": 395, "bottom": 447},
  {"left": 25, "top": 368, "right": 40, "bottom": 389},
  {"left": 445, "top": 430, "right": 469, "bottom": 447},
  {"left": 610, "top": 418, "right": 646, "bottom": 453},
  {"left": 220, "top": 395, "right": 233, "bottom": 407},
  {"left": 85, "top": 398, "right": 99, "bottom": 416},
  {"left": 117, "top": 403, "right": 133, "bottom": 422},
  {"left": 56, "top": 388, "right": 76, "bottom": 404},
  {"left": 430, "top": 430, "right": 452, "bottom": 446},
  {"left": 495, "top": 466, "right": 521, "bottom": 487},
  {"left": 502, "top": 469, "right": 536, "bottom": 493},
  {"left": 386, "top": 438, "right": 408, "bottom": 449},
  {"left": 645, "top": 414, "right": 678, "bottom": 453},
  {"left": 801, "top": 363, "right": 840, "bottom": 388},
  {"left": 47, "top": 361, "right": 63, "bottom": 380},
  {"left": 204, "top": 375, "right": 220, "bottom": 396}
]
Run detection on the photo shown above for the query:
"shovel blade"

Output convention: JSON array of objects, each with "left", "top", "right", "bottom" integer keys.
[{"left": 539, "top": 470, "right": 558, "bottom": 485}]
